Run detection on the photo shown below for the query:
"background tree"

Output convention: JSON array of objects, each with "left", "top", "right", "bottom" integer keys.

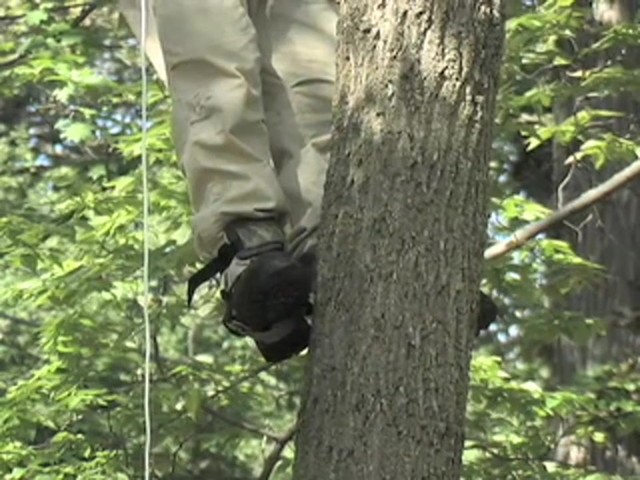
[
  {"left": 500, "top": 0, "right": 640, "bottom": 475},
  {"left": 551, "top": 0, "right": 640, "bottom": 473}
]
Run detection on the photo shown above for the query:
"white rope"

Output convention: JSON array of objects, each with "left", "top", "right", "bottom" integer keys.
[{"left": 138, "top": 0, "right": 152, "bottom": 478}]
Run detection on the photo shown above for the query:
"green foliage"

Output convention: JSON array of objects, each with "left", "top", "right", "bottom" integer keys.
[
  {"left": 1, "top": 0, "right": 639, "bottom": 479},
  {"left": 478, "top": 0, "right": 640, "bottom": 477},
  {"left": 0, "top": 2, "right": 300, "bottom": 478},
  {"left": 464, "top": 356, "right": 640, "bottom": 479}
]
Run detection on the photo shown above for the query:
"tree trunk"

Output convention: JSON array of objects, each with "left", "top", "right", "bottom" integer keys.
[{"left": 292, "top": 1, "right": 505, "bottom": 479}]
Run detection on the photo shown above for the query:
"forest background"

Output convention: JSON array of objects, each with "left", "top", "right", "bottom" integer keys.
[{"left": 1, "top": 0, "right": 640, "bottom": 479}]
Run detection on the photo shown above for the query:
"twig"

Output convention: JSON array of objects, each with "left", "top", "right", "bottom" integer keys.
[
  {"left": 70, "top": 3, "right": 98, "bottom": 28},
  {"left": 208, "top": 363, "right": 275, "bottom": 400},
  {"left": 257, "top": 422, "right": 298, "bottom": 480},
  {"left": 201, "top": 406, "right": 281, "bottom": 442},
  {"left": 485, "top": 158, "right": 640, "bottom": 260},
  {"left": 152, "top": 331, "right": 164, "bottom": 375},
  {"left": 465, "top": 440, "right": 551, "bottom": 463},
  {"left": 0, "top": 312, "right": 39, "bottom": 327},
  {"left": 557, "top": 161, "right": 576, "bottom": 208},
  {"left": 0, "top": 3, "right": 94, "bottom": 22},
  {"left": 0, "top": 54, "right": 27, "bottom": 70}
]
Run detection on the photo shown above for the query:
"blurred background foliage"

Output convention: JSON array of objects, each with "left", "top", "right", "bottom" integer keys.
[{"left": 1, "top": 0, "right": 640, "bottom": 478}]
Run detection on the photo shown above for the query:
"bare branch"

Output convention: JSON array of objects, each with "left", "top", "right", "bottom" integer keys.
[
  {"left": 0, "top": 312, "right": 39, "bottom": 327},
  {"left": 485, "top": 159, "right": 640, "bottom": 260},
  {"left": 208, "top": 363, "right": 275, "bottom": 401},
  {"left": 0, "top": 3, "right": 95, "bottom": 23},
  {"left": 201, "top": 405, "right": 281, "bottom": 442},
  {"left": 257, "top": 421, "right": 298, "bottom": 480},
  {"left": 0, "top": 54, "right": 27, "bottom": 70},
  {"left": 71, "top": 3, "right": 99, "bottom": 28}
]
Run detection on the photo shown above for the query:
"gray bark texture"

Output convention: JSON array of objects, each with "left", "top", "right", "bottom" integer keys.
[{"left": 292, "top": 1, "right": 505, "bottom": 479}]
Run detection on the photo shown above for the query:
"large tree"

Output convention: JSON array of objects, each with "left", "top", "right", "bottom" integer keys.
[{"left": 292, "top": 1, "right": 505, "bottom": 478}]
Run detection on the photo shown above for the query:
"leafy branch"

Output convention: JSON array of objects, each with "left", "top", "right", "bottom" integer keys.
[
  {"left": 0, "top": 2, "right": 100, "bottom": 70},
  {"left": 201, "top": 406, "right": 282, "bottom": 443}
]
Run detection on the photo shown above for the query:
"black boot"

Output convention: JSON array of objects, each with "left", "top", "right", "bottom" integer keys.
[
  {"left": 223, "top": 250, "right": 313, "bottom": 362},
  {"left": 188, "top": 219, "right": 314, "bottom": 363}
]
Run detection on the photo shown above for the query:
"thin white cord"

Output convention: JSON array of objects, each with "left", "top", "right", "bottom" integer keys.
[{"left": 139, "top": 0, "right": 152, "bottom": 478}]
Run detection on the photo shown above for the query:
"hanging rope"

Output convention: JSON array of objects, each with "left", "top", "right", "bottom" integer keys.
[{"left": 138, "top": 0, "right": 153, "bottom": 478}]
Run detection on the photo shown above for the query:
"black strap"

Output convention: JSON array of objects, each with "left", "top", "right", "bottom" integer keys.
[{"left": 187, "top": 243, "right": 237, "bottom": 307}]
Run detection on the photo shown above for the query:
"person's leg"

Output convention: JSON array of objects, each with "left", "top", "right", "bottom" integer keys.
[
  {"left": 263, "top": 0, "right": 338, "bottom": 258},
  {"left": 154, "top": 0, "right": 314, "bottom": 362},
  {"left": 153, "top": 0, "right": 289, "bottom": 260},
  {"left": 118, "top": 0, "right": 168, "bottom": 86}
]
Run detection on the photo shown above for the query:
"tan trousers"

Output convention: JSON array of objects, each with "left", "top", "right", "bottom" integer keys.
[{"left": 119, "top": 0, "right": 337, "bottom": 260}]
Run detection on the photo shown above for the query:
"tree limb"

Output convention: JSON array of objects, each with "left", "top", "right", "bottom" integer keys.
[
  {"left": 257, "top": 421, "right": 298, "bottom": 480},
  {"left": 485, "top": 159, "right": 640, "bottom": 260}
]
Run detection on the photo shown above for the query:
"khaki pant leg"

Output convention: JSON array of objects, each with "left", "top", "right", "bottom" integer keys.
[
  {"left": 117, "top": 0, "right": 168, "bottom": 86},
  {"left": 266, "top": 0, "right": 337, "bottom": 256},
  {"left": 153, "top": 0, "right": 289, "bottom": 260}
]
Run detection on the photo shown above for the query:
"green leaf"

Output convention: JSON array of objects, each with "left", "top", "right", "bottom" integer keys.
[
  {"left": 185, "top": 389, "right": 204, "bottom": 421},
  {"left": 24, "top": 11, "right": 49, "bottom": 26},
  {"left": 58, "top": 121, "right": 93, "bottom": 143}
]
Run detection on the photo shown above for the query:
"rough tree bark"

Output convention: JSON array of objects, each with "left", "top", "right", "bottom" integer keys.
[{"left": 292, "top": 1, "right": 505, "bottom": 479}]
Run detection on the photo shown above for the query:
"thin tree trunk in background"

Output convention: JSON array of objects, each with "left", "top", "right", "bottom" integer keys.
[
  {"left": 292, "top": 1, "right": 505, "bottom": 479},
  {"left": 552, "top": 0, "right": 640, "bottom": 474}
]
